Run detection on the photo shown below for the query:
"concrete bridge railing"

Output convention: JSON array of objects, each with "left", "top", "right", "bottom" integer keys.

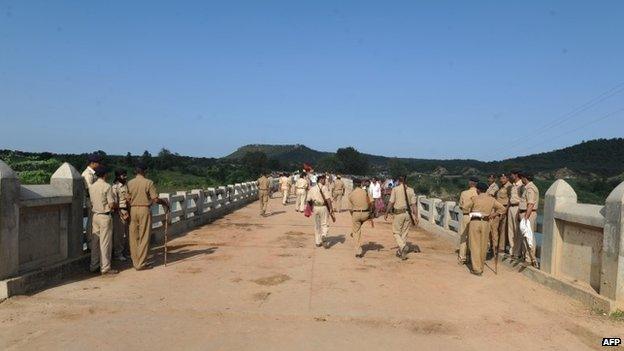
[{"left": 0, "top": 160, "right": 264, "bottom": 297}]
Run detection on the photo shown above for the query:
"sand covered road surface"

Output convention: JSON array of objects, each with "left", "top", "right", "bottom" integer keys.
[{"left": 0, "top": 196, "right": 622, "bottom": 351}]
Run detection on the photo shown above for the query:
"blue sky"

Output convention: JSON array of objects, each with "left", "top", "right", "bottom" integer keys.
[{"left": 1, "top": 1, "right": 623, "bottom": 161}]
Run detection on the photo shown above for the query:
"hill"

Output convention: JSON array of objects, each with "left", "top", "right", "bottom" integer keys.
[{"left": 226, "top": 144, "right": 332, "bottom": 166}]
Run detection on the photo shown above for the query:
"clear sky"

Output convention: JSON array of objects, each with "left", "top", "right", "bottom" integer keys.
[{"left": 1, "top": 1, "right": 623, "bottom": 161}]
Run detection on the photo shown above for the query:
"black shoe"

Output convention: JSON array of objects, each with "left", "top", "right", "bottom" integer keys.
[
  {"left": 135, "top": 265, "right": 153, "bottom": 271},
  {"left": 102, "top": 269, "right": 119, "bottom": 275},
  {"left": 471, "top": 270, "right": 483, "bottom": 276},
  {"left": 396, "top": 249, "right": 401, "bottom": 258},
  {"left": 316, "top": 243, "right": 322, "bottom": 248},
  {"left": 322, "top": 238, "right": 330, "bottom": 249},
  {"left": 400, "top": 246, "right": 409, "bottom": 260}
]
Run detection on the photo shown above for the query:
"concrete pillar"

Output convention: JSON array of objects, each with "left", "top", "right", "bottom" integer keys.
[
  {"left": 50, "top": 162, "right": 84, "bottom": 259},
  {"left": 191, "top": 189, "right": 204, "bottom": 215},
  {"left": 431, "top": 198, "right": 442, "bottom": 224},
  {"left": 176, "top": 191, "right": 188, "bottom": 220},
  {"left": 601, "top": 180, "right": 624, "bottom": 301},
  {"left": 441, "top": 201, "right": 456, "bottom": 230},
  {"left": 541, "top": 179, "right": 577, "bottom": 274},
  {"left": 0, "top": 160, "right": 20, "bottom": 280}
]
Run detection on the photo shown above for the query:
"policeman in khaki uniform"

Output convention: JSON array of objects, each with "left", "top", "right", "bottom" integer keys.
[
  {"left": 348, "top": 178, "right": 373, "bottom": 258},
  {"left": 507, "top": 170, "right": 523, "bottom": 258},
  {"left": 89, "top": 166, "right": 118, "bottom": 275},
  {"left": 492, "top": 173, "right": 511, "bottom": 253},
  {"left": 82, "top": 154, "right": 102, "bottom": 243},
  {"left": 306, "top": 174, "right": 333, "bottom": 248},
  {"left": 332, "top": 175, "right": 346, "bottom": 213},
  {"left": 519, "top": 172, "right": 539, "bottom": 264},
  {"left": 458, "top": 177, "right": 478, "bottom": 264},
  {"left": 279, "top": 173, "right": 291, "bottom": 205},
  {"left": 128, "top": 164, "right": 169, "bottom": 270},
  {"left": 464, "top": 182, "right": 506, "bottom": 276},
  {"left": 295, "top": 172, "right": 309, "bottom": 212},
  {"left": 486, "top": 174, "right": 499, "bottom": 197},
  {"left": 385, "top": 176, "right": 418, "bottom": 260},
  {"left": 257, "top": 172, "right": 271, "bottom": 216},
  {"left": 112, "top": 170, "right": 129, "bottom": 261}
]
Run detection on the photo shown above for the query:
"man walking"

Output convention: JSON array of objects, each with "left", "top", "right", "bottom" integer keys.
[
  {"left": 112, "top": 170, "right": 129, "bottom": 261},
  {"left": 349, "top": 178, "right": 373, "bottom": 258},
  {"left": 458, "top": 177, "right": 478, "bottom": 265},
  {"left": 89, "top": 166, "right": 118, "bottom": 275},
  {"left": 295, "top": 172, "right": 309, "bottom": 212},
  {"left": 279, "top": 173, "right": 291, "bottom": 205},
  {"left": 257, "top": 172, "right": 270, "bottom": 216},
  {"left": 385, "top": 176, "right": 418, "bottom": 260},
  {"left": 332, "top": 175, "right": 345, "bottom": 213},
  {"left": 306, "top": 174, "right": 333, "bottom": 248},
  {"left": 127, "top": 164, "right": 169, "bottom": 270}
]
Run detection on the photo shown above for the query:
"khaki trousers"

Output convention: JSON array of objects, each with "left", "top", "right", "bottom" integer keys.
[
  {"left": 296, "top": 189, "right": 307, "bottom": 212},
  {"left": 507, "top": 206, "right": 520, "bottom": 256},
  {"left": 469, "top": 220, "right": 490, "bottom": 274},
  {"left": 332, "top": 193, "right": 343, "bottom": 212},
  {"left": 458, "top": 214, "right": 470, "bottom": 261},
  {"left": 259, "top": 190, "right": 269, "bottom": 214},
  {"left": 281, "top": 188, "right": 289, "bottom": 205},
  {"left": 90, "top": 213, "right": 113, "bottom": 272},
  {"left": 489, "top": 215, "right": 507, "bottom": 252},
  {"left": 497, "top": 213, "right": 508, "bottom": 250},
  {"left": 392, "top": 212, "right": 411, "bottom": 251},
  {"left": 313, "top": 205, "right": 329, "bottom": 245},
  {"left": 351, "top": 211, "right": 369, "bottom": 255},
  {"left": 129, "top": 206, "right": 151, "bottom": 269},
  {"left": 520, "top": 212, "right": 538, "bottom": 263},
  {"left": 112, "top": 211, "right": 129, "bottom": 257}
]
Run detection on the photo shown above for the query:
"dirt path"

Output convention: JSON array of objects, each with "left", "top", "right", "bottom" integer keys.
[{"left": 0, "top": 195, "right": 621, "bottom": 350}]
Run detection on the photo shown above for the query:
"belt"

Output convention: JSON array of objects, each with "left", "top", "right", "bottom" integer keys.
[
  {"left": 259, "top": 188, "right": 269, "bottom": 191},
  {"left": 296, "top": 187, "right": 306, "bottom": 190},
  {"left": 509, "top": 203, "right": 519, "bottom": 207},
  {"left": 470, "top": 216, "right": 490, "bottom": 221},
  {"left": 519, "top": 209, "right": 527, "bottom": 213},
  {"left": 132, "top": 205, "right": 151, "bottom": 207},
  {"left": 94, "top": 212, "right": 111, "bottom": 216},
  {"left": 314, "top": 202, "right": 324, "bottom": 206},
  {"left": 352, "top": 209, "right": 369, "bottom": 212},
  {"left": 393, "top": 208, "right": 408, "bottom": 214}
]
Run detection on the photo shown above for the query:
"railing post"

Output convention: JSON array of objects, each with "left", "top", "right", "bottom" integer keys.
[
  {"left": 541, "top": 180, "right": 577, "bottom": 274},
  {"left": 50, "top": 163, "right": 84, "bottom": 259},
  {"left": 191, "top": 189, "right": 204, "bottom": 215},
  {"left": 0, "top": 160, "right": 20, "bottom": 281},
  {"left": 176, "top": 191, "right": 188, "bottom": 220},
  {"left": 441, "top": 201, "right": 454, "bottom": 230},
  {"left": 601, "top": 180, "right": 624, "bottom": 301},
  {"left": 431, "top": 198, "right": 442, "bottom": 224}
]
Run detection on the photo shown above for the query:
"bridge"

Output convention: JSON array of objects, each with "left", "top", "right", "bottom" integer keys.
[{"left": 0, "top": 161, "right": 623, "bottom": 350}]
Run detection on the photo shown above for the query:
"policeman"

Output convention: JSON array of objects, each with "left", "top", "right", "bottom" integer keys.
[
  {"left": 519, "top": 172, "right": 539, "bottom": 264},
  {"left": 348, "top": 178, "right": 373, "bottom": 258},
  {"left": 507, "top": 170, "right": 523, "bottom": 259},
  {"left": 295, "top": 172, "right": 309, "bottom": 212},
  {"left": 112, "top": 170, "right": 129, "bottom": 261},
  {"left": 306, "top": 174, "right": 333, "bottom": 248},
  {"left": 385, "top": 176, "right": 418, "bottom": 260},
  {"left": 486, "top": 174, "right": 499, "bottom": 196},
  {"left": 493, "top": 173, "right": 511, "bottom": 254},
  {"left": 458, "top": 177, "right": 478, "bottom": 265},
  {"left": 127, "top": 163, "right": 169, "bottom": 270},
  {"left": 257, "top": 172, "right": 271, "bottom": 216},
  {"left": 89, "top": 166, "right": 118, "bottom": 275},
  {"left": 332, "top": 175, "right": 346, "bottom": 213},
  {"left": 279, "top": 173, "right": 291, "bottom": 206},
  {"left": 465, "top": 182, "right": 505, "bottom": 276},
  {"left": 82, "top": 153, "right": 102, "bottom": 246}
]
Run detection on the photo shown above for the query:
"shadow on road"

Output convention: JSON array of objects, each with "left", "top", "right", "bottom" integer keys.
[
  {"left": 360, "top": 241, "right": 384, "bottom": 257},
  {"left": 149, "top": 246, "right": 219, "bottom": 268},
  {"left": 325, "top": 235, "right": 345, "bottom": 248}
]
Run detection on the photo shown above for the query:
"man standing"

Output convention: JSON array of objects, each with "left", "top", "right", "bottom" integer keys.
[
  {"left": 507, "top": 170, "right": 523, "bottom": 259},
  {"left": 257, "top": 172, "right": 270, "bottom": 216},
  {"left": 112, "top": 170, "right": 129, "bottom": 261},
  {"left": 486, "top": 174, "right": 499, "bottom": 197},
  {"left": 349, "top": 178, "right": 372, "bottom": 258},
  {"left": 493, "top": 173, "right": 511, "bottom": 254},
  {"left": 306, "top": 174, "right": 333, "bottom": 248},
  {"left": 458, "top": 177, "right": 478, "bottom": 265},
  {"left": 295, "top": 172, "right": 309, "bottom": 212},
  {"left": 82, "top": 154, "right": 102, "bottom": 248},
  {"left": 519, "top": 172, "right": 539, "bottom": 264},
  {"left": 89, "top": 166, "right": 118, "bottom": 275},
  {"left": 127, "top": 164, "right": 169, "bottom": 270},
  {"left": 369, "top": 177, "right": 384, "bottom": 217},
  {"left": 279, "top": 173, "right": 291, "bottom": 205},
  {"left": 385, "top": 176, "right": 419, "bottom": 260},
  {"left": 332, "top": 175, "right": 345, "bottom": 213},
  {"left": 465, "top": 182, "right": 506, "bottom": 276}
]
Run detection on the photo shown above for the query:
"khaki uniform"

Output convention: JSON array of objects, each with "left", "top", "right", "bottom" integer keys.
[
  {"left": 492, "top": 182, "right": 511, "bottom": 252},
  {"left": 458, "top": 187, "right": 478, "bottom": 262},
  {"left": 306, "top": 184, "right": 331, "bottom": 245},
  {"left": 348, "top": 187, "right": 372, "bottom": 256},
  {"left": 519, "top": 181, "right": 539, "bottom": 263},
  {"left": 82, "top": 167, "right": 97, "bottom": 239},
  {"left": 112, "top": 182, "right": 129, "bottom": 258},
  {"left": 465, "top": 194, "right": 506, "bottom": 274},
  {"left": 257, "top": 175, "right": 270, "bottom": 214},
  {"left": 128, "top": 175, "right": 158, "bottom": 269},
  {"left": 295, "top": 177, "right": 309, "bottom": 212},
  {"left": 89, "top": 178, "right": 115, "bottom": 273},
  {"left": 389, "top": 184, "right": 417, "bottom": 251},
  {"left": 507, "top": 180, "right": 523, "bottom": 257},
  {"left": 279, "top": 176, "right": 290, "bottom": 205},
  {"left": 332, "top": 179, "right": 345, "bottom": 212},
  {"left": 486, "top": 182, "right": 499, "bottom": 197}
]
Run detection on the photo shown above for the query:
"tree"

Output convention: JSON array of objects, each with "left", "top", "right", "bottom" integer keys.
[
  {"left": 141, "top": 150, "right": 152, "bottom": 167},
  {"left": 388, "top": 158, "right": 409, "bottom": 179},
  {"left": 336, "top": 147, "right": 369, "bottom": 175},
  {"left": 241, "top": 151, "right": 268, "bottom": 178},
  {"left": 124, "top": 152, "right": 133, "bottom": 166},
  {"left": 317, "top": 155, "right": 344, "bottom": 173},
  {"left": 157, "top": 148, "right": 176, "bottom": 169}
]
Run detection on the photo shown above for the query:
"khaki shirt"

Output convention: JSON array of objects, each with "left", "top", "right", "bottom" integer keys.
[
  {"left": 495, "top": 182, "right": 511, "bottom": 205},
  {"left": 333, "top": 179, "right": 345, "bottom": 195},
  {"left": 459, "top": 187, "right": 478, "bottom": 214},
  {"left": 295, "top": 177, "right": 308, "bottom": 190},
  {"left": 128, "top": 174, "right": 158, "bottom": 207},
  {"left": 81, "top": 167, "right": 97, "bottom": 204},
  {"left": 112, "top": 182, "right": 129, "bottom": 209},
  {"left": 509, "top": 180, "right": 523, "bottom": 205},
  {"left": 520, "top": 181, "right": 539, "bottom": 210},
  {"left": 89, "top": 178, "right": 115, "bottom": 214},
  {"left": 389, "top": 184, "right": 417, "bottom": 210},
  {"left": 306, "top": 184, "right": 331, "bottom": 205},
  {"left": 279, "top": 176, "right": 290, "bottom": 190},
  {"left": 257, "top": 176, "right": 270, "bottom": 191},
  {"left": 465, "top": 193, "right": 506, "bottom": 216},
  {"left": 349, "top": 187, "right": 371, "bottom": 211},
  {"left": 486, "top": 182, "right": 499, "bottom": 197}
]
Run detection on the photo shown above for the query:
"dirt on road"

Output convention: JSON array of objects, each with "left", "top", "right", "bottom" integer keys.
[{"left": 0, "top": 196, "right": 622, "bottom": 350}]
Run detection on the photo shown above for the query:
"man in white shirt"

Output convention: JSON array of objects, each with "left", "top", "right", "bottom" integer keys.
[{"left": 368, "top": 178, "right": 384, "bottom": 217}]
